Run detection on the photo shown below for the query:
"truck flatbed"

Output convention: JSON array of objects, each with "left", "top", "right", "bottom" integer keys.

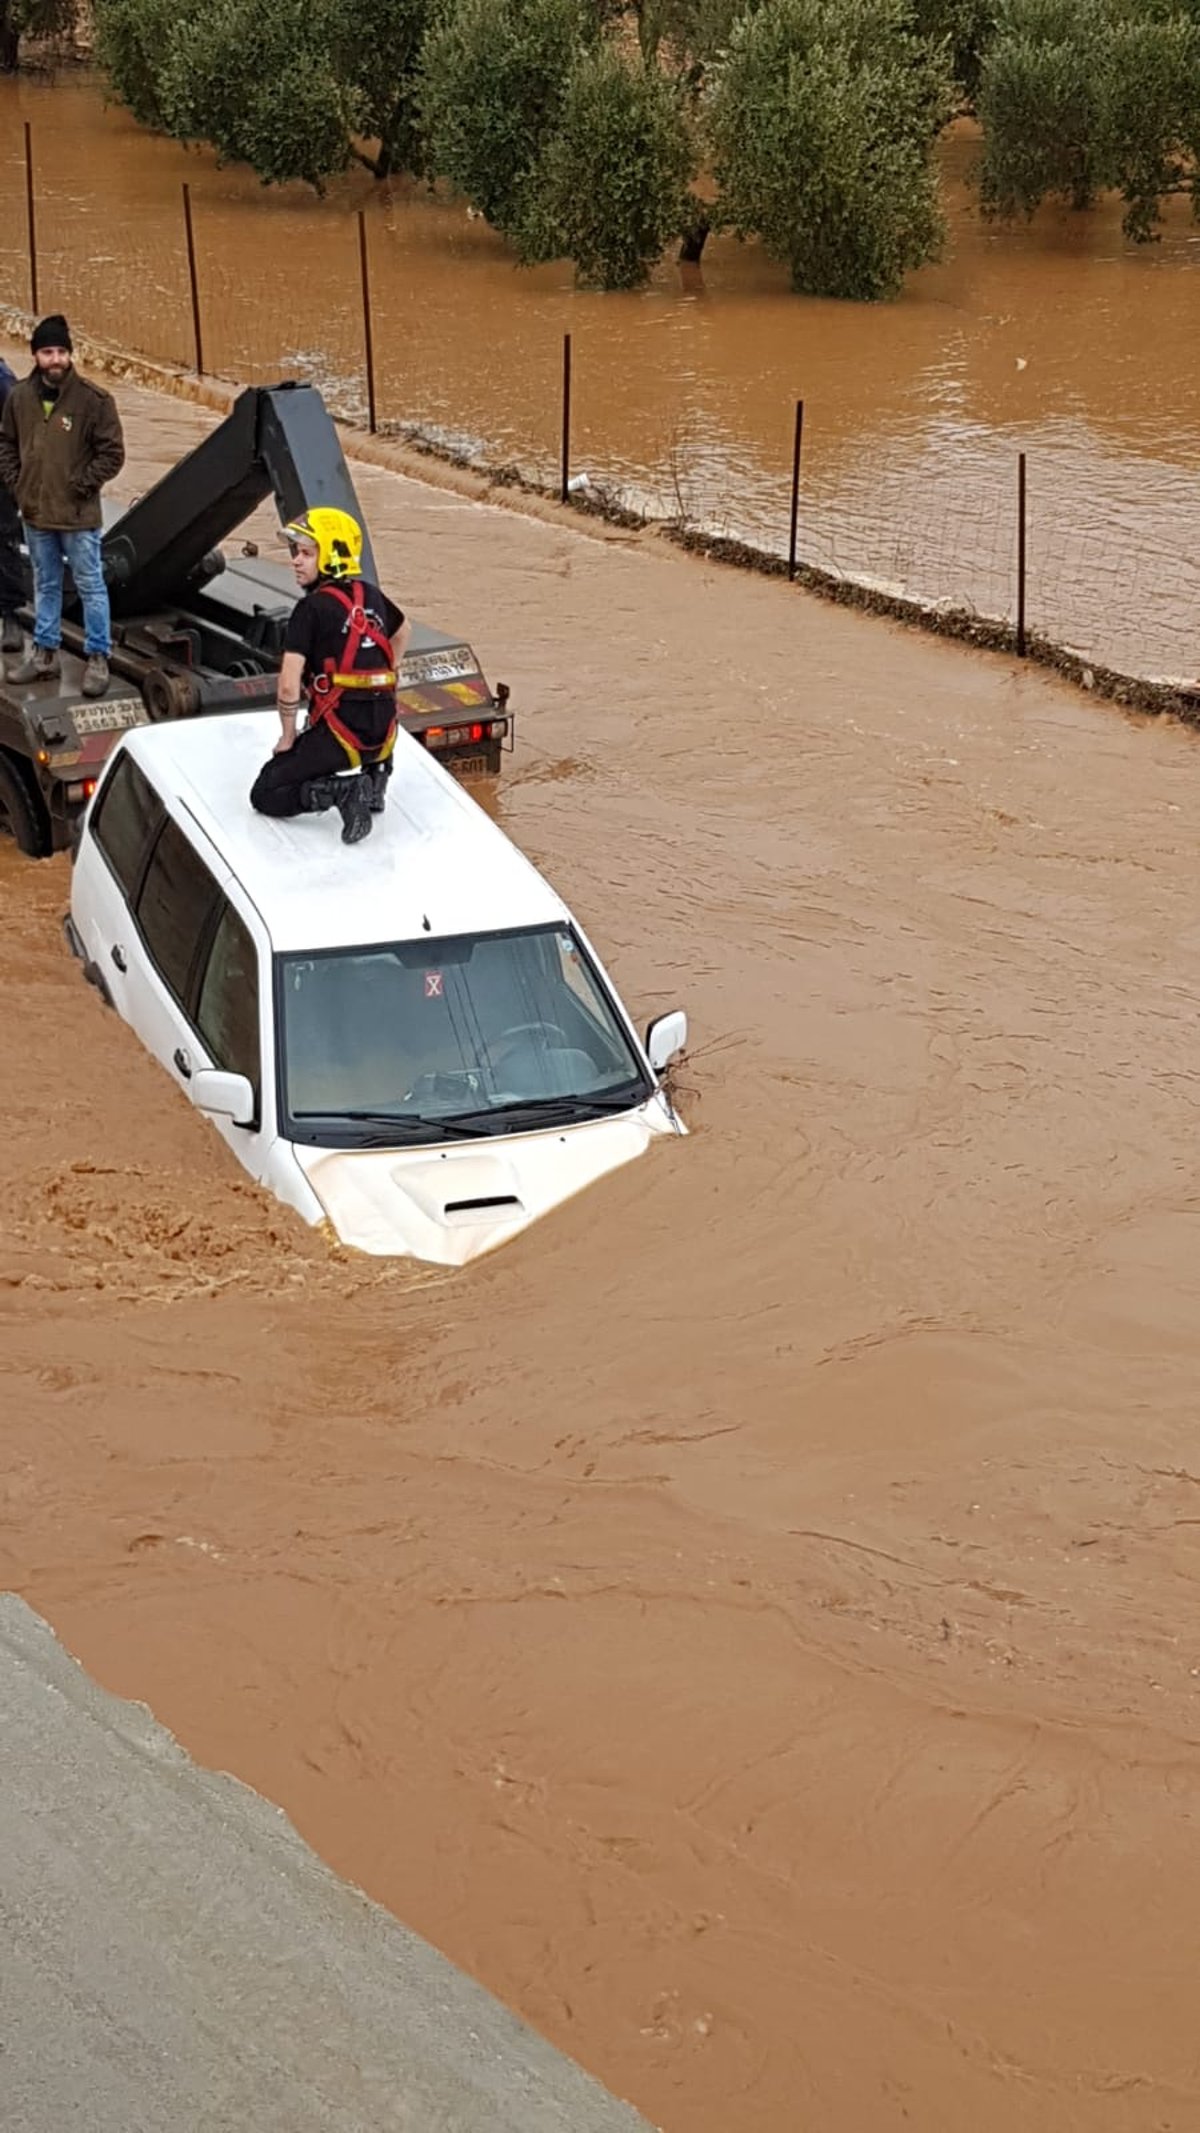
[{"left": 0, "top": 383, "right": 511, "bottom": 856}]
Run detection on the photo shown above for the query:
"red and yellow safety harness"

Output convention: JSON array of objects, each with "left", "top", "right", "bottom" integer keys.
[{"left": 307, "top": 579, "right": 398, "bottom": 768}]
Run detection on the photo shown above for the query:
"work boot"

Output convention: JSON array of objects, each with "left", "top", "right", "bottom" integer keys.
[
  {"left": 0, "top": 614, "right": 23, "bottom": 656},
  {"left": 298, "top": 776, "right": 338, "bottom": 813},
  {"left": 8, "top": 644, "right": 60, "bottom": 685},
  {"left": 367, "top": 760, "right": 391, "bottom": 814},
  {"left": 81, "top": 653, "right": 110, "bottom": 699},
  {"left": 333, "top": 773, "right": 373, "bottom": 846}
]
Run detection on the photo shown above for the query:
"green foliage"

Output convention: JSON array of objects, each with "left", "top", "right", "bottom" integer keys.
[
  {"left": 978, "top": 0, "right": 1200, "bottom": 238},
  {"left": 330, "top": 0, "right": 433, "bottom": 177},
  {"left": 93, "top": 0, "right": 196, "bottom": 128},
  {"left": 633, "top": 0, "right": 746, "bottom": 66},
  {"left": 12, "top": 0, "right": 74, "bottom": 39},
  {"left": 94, "top": 0, "right": 427, "bottom": 183},
  {"left": 525, "top": 42, "right": 695, "bottom": 286},
  {"left": 1102, "top": 3, "right": 1200, "bottom": 237},
  {"left": 908, "top": 0, "right": 998, "bottom": 98},
  {"left": 156, "top": 0, "right": 358, "bottom": 190},
  {"left": 704, "top": 0, "right": 953, "bottom": 298},
  {"left": 977, "top": 0, "right": 1108, "bottom": 213},
  {"left": 1, "top": 0, "right": 76, "bottom": 72},
  {"left": 419, "top": 0, "right": 593, "bottom": 231},
  {"left": 578, "top": 0, "right": 743, "bottom": 69}
]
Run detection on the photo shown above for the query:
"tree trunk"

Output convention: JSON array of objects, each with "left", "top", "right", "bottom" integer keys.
[
  {"left": 679, "top": 204, "right": 711, "bottom": 266},
  {"left": 1069, "top": 148, "right": 1094, "bottom": 211},
  {"left": 351, "top": 146, "right": 388, "bottom": 179},
  {"left": 0, "top": 6, "right": 21, "bottom": 73}
]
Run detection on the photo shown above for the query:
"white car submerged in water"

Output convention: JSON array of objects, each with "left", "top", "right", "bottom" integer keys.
[{"left": 66, "top": 714, "right": 687, "bottom": 1265}]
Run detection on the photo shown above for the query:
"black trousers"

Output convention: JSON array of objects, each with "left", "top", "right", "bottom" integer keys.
[
  {"left": 0, "top": 482, "right": 23, "bottom": 618},
  {"left": 250, "top": 721, "right": 392, "bottom": 818},
  {"left": 250, "top": 722, "right": 349, "bottom": 817}
]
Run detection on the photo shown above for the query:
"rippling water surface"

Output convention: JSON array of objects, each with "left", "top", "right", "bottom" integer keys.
[{"left": 2, "top": 77, "right": 1200, "bottom": 671}]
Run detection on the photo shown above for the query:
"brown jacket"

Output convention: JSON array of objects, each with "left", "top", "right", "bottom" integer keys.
[{"left": 0, "top": 366, "right": 125, "bottom": 533}]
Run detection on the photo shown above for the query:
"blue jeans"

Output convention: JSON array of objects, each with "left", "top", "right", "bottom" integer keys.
[{"left": 23, "top": 524, "right": 111, "bottom": 656}]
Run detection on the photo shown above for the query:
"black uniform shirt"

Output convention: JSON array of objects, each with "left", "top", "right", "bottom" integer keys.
[{"left": 285, "top": 575, "right": 404, "bottom": 743}]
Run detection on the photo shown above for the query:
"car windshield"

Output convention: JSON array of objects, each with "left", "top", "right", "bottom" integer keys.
[{"left": 278, "top": 923, "right": 650, "bottom": 1144}]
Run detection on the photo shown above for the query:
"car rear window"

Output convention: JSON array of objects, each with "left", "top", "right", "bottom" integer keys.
[
  {"left": 89, "top": 752, "right": 164, "bottom": 900},
  {"left": 135, "top": 817, "right": 222, "bottom": 1008}
]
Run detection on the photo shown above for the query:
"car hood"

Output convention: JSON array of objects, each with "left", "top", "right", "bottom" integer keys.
[{"left": 291, "top": 1099, "right": 680, "bottom": 1265}]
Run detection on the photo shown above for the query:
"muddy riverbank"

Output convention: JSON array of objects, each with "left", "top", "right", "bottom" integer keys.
[{"left": 3, "top": 372, "right": 1200, "bottom": 2131}]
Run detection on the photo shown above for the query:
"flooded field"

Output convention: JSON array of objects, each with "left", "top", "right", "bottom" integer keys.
[
  {"left": 3, "top": 370, "right": 1200, "bottom": 2130},
  {"left": 2, "top": 72, "right": 1200, "bottom": 675}
]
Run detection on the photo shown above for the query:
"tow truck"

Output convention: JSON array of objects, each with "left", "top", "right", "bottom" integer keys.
[{"left": 0, "top": 382, "right": 511, "bottom": 857}]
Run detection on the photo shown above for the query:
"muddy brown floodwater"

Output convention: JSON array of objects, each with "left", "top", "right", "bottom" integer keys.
[
  {"left": 5, "top": 371, "right": 1200, "bottom": 2132},
  {"left": 4, "top": 74, "right": 1200, "bottom": 673}
]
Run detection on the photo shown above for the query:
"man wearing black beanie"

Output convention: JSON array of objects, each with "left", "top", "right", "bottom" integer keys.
[{"left": 0, "top": 314, "right": 125, "bottom": 699}]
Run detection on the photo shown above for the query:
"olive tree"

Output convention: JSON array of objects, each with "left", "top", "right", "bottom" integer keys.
[
  {"left": 93, "top": 0, "right": 195, "bottom": 127},
  {"left": 1104, "top": 4, "right": 1200, "bottom": 236},
  {"left": 978, "top": 0, "right": 1200, "bottom": 238},
  {"left": 95, "top": 0, "right": 429, "bottom": 185},
  {"left": 157, "top": 0, "right": 359, "bottom": 190},
  {"left": 977, "top": 0, "right": 1109, "bottom": 214},
  {"left": 330, "top": 0, "right": 434, "bottom": 178},
  {"left": 419, "top": 0, "right": 593, "bottom": 233},
  {"left": 704, "top": 0, "right": 954, "bottom": 299},
  {"left": 579, "top": 0, "right": 746, "bottom": 259},
  {"left": 525, "top": 42, "right": 695, "bottom": 286}
]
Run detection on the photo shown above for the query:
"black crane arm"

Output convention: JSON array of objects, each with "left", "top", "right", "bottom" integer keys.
[{"left": 101, "top": 382, "right": 378, "bottom": 619}]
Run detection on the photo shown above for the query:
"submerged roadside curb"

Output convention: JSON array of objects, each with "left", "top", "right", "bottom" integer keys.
[{"left": 3, "top": 302, "right": 1195, "bottom": 730}]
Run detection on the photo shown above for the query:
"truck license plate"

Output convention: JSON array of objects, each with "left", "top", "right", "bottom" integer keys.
[
  {"left": 452, "top": 753, "right": 489, "bottom": 778},
  {"left": 72, "top": 698, "right": 145, "bottom": 735},
  {"left": 402, "top": 650, "right": 477, "bottom": 684}
]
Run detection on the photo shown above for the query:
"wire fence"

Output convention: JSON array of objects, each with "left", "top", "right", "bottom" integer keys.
[{"left": 3, "top": 114, "right": 1198, "bottom": 703}]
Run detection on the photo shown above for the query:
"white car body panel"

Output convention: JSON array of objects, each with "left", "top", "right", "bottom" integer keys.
[
  {"left": 292, "top": 1097, "right": 678, "bottom": 1266},
  {"left": 70, "top": 714, "right": 685, "bottom": 1264}
]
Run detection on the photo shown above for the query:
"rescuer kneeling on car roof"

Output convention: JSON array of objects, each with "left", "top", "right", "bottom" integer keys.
[{"left": 250, "top": 506, "right": 410, "bottom": 845}]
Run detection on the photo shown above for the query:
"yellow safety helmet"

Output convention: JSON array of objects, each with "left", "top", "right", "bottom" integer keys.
[{"left": 282, "top": 504, "right": 362, "bottom": 580}]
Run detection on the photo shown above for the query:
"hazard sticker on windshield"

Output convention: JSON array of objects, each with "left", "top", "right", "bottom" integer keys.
[{"left": 424, "top": 972, "right": 444, "bottom": 999}]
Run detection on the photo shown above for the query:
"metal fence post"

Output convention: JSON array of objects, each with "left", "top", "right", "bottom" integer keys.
[
  {"left": 358, "top": 211, "right": 377, "bottom": 435},
  {"left": 788, "top": 399, "right": 805, "bottom": 580},
  {"left": 1016, "top": 451, "right": 1027, "bottom": 657},
  {"left": 181, "top": 184, "right": 204, "bottom": 376},
  {"left": 24, "top": 121, "right": 38, "bottom": 316},
  {"left": 560, "top": 332, "right": 572, "bottom": 504}
]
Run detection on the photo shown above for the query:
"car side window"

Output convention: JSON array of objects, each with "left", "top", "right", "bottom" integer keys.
[
  {"left": 195, "top": 900, "right": 261, "bottom": 1102},
  {"left": 89, "top": 752, "right": 164, "bottom": 900},
  {"left": 134, "top": 817, "right": 221, "bottom": 1008}
]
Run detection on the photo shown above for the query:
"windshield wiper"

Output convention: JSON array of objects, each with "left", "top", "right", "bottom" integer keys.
[
  {"left": 441, "top": 1085, "right": 648, "bottom": 1131},
  {"left": 292, "top": 1109, "right": 481, "bottom": 1141}
]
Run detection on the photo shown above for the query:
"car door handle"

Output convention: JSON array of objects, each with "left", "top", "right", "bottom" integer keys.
[
  {"left": 173, "top": 1047, "right": 193, "bottom": 1080},
  {"left": 110, "top": 944, "right": 127, "bottom": 972}
]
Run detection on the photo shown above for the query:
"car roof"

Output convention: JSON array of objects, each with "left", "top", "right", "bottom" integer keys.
[{"left": 120, "top": 713, "right": 566, "bottom": 953}]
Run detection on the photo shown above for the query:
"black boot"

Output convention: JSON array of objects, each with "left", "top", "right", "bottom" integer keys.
[
  {"left": 333, "top": 773, "right": 373, "bottom": 845},
  {"left": 367, "top": 760, "right": 391, "bottom": 815},
  {"left": 299, "top": 776, "right": 338, "bottom": 813}
]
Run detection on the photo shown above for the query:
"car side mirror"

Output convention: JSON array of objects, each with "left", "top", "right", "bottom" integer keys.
[
  {"left": 192, "top": 1068, "right": 256, "bottom": 1127},
  {"left": 646, "top": 1010, "right": 687, "bottom": 1074}
]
